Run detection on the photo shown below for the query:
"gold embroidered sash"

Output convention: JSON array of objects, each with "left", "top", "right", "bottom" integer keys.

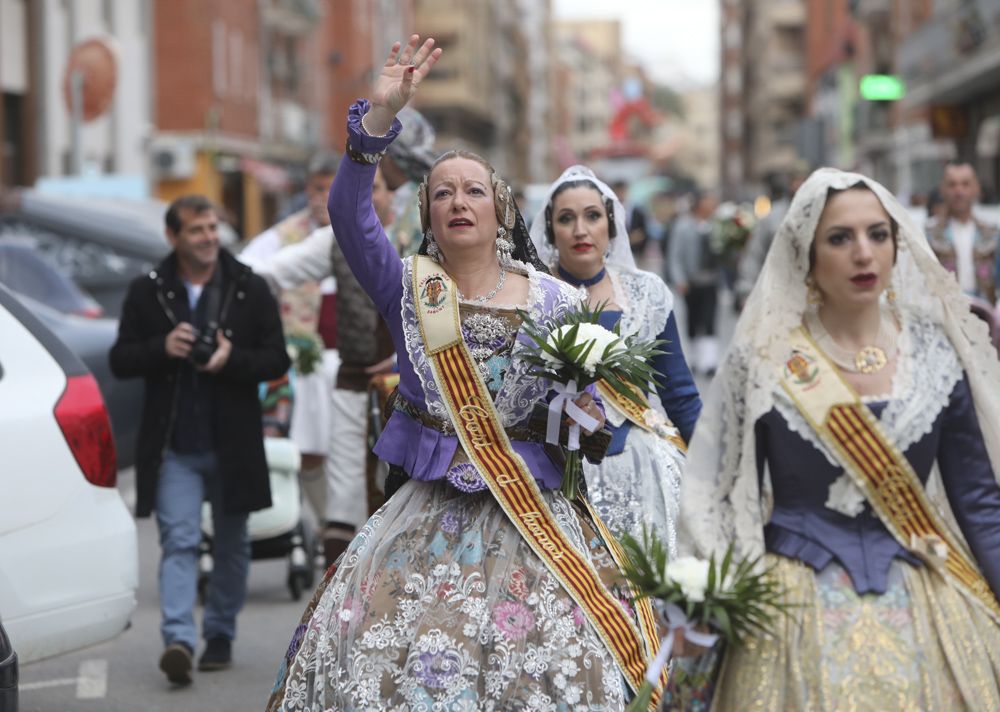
[
  {"left": 597, "top": 381, "right": 687, "bottom": 452},
  {"left": 780, "top": 326, "right": 1000, "bottom": 621},
  {"left": 413, "top": 256, "right": 667, "bottom": 706}
]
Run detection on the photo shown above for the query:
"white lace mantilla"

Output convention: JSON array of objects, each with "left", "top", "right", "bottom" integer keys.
[
  {"left": 399, "top": 258, "right": 582, "bottom": 427},
  {"left": 679, "top": 167, "right": 1000, "bottom": 566},
  {"left": 771, "top": 312, "right": 963, "bottom": 517},
  {"left": 774, "top": 315, "right": 962, "bottom": 517},
  {"left": 608, "top": 267, "right": 673, "bottom": 343}
]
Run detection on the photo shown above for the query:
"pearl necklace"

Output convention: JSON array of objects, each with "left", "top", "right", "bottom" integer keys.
[
  {"left": 805, "top": 309, "right": 899, "bottom": 374},
  {"left": 457, "top": 266, "right": 506, "bottom": 304}
]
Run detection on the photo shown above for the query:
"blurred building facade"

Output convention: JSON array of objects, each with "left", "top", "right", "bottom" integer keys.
[
  {"left": 675, "top": 86, "right": 721, "bottom": 191},
  {"left": 411, "top": 0, "right": 556, "bottom": 184},
  {"left": 894, "top": 0, "right": 1000, "bottom": 199},
  {"left": 1, "top": 0, "right": 36, "bottom": 189},
  {"left": 720, "top": 0, "right": 808, "bottom": 198},
  {"left": 553, "top": 19, "right": 622, "bottom": 165},
  {"left": 1, "top": 0, "right": 152, "bottom": 190},
  {"left": 153, "top": 0, "right": 334, "bottom": 237}
]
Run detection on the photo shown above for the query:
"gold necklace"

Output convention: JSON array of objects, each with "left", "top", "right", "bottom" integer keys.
[{"left": 805, "top": 310, "right": 898, "bottom": 374}]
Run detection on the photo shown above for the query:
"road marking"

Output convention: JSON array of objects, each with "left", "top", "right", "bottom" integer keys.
[
  {"left": 20, "top": 677, "right": 78, "bottom": 691},
  {"left": 19, "top": 658, "right": 108, "bottom": 699},
  {"left": 76, "top": 658, "right": 108, "bottom": 699}
]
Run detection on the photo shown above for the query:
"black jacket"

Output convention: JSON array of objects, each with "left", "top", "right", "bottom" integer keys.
[{"left": 110, "top": 249, "right": 290, "bottom": 517}]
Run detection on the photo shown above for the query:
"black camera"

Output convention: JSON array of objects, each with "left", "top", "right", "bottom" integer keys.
[{"left": 189, "top": 323, "right": 218, "bottom": 366}]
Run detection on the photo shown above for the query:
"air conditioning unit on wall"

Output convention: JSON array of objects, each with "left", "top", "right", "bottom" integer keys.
[{"left": 150, "top": 137, "right": 197, "bottom": 180}]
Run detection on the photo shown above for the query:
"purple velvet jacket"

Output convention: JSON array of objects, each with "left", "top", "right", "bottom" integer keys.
[{"left": 329, "top": 100, "right": 591, "bottom": 490}]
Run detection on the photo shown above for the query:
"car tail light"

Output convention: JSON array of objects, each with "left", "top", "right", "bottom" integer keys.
[
  {"left": 72, "top": 305, "right": 105, "bottom": 318},
  {"left": 54, "top": 374, "right": 117, "bottom": 487}
]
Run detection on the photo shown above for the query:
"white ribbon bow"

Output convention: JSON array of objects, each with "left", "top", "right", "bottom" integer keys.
[
  {"left": 547, "top": 379, "right": 600, "bottom": 451},
  {"left": 643, "top": 603, "right": 719, "bottom": 686}
]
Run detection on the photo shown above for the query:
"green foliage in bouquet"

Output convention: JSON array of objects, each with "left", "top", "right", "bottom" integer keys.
[
  {"left": 619, "top": 527, "right": 792, "bottom": 644},
  {"left": 286, "top": 331, "right": 324, "bottom": 376},
  {"left": 620, "top": 527, "right": 794, "bottom": 711},
  {"left": 516, "top": 300, "right": 664, "bottom": 409},
  {"left": 515, "top": 301, "right": 665, "bottom": 500}
]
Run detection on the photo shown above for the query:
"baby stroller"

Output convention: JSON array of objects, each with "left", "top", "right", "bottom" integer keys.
[{"left": 198, "top": 376, "right": 316, "bottom": 601}]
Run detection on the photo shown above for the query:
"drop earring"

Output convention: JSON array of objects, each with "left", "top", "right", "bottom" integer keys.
[
  {"left": 425, "top": 229, "right": 442, "bottom": 263},
  {"left": 806, "top": 276, "right": 823, "bottom": 306},
  {"left": 496, "top": 226, "right": 514, "bottom": 267}
]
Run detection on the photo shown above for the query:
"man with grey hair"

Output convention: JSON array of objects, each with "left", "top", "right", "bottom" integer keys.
[{"left": 244, "top": 107, "right": 437, "bottom": 568}]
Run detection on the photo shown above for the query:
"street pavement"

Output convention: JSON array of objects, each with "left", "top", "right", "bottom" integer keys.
[
  {"left": 18, "top": 467, "right": 311, "bottom": 712},
  {"left": 16, "top": 279, "right": 737, "bottom": 712}
]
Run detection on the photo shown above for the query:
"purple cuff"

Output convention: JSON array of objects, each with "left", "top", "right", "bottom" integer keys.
[
  {"left": 373, "top": 411, "right": 563, "bottom": 490},
  {"left": 347, "top": 99, "right": 403, "bottom": 154}
]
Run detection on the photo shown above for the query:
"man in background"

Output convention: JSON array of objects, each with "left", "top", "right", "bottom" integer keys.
[
  {"left": 110, "top": 196, "right": 289, "bottom": 685},
  {"left": 927, "top": 161, "right": 999, "bottom": 303}
]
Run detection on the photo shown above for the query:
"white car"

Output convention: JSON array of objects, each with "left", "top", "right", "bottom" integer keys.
[{"left": 0, "top": 284, "right": 138, "bottom": 663}]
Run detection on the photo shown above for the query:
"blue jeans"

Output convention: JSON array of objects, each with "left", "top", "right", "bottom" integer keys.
[{"left": 156, "top": 449, "right": 249, "bottom": 650}]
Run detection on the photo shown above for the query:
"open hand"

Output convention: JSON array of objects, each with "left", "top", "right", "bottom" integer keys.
[{"left": 364, "top": 35, "right": 443, "bottom": 135}]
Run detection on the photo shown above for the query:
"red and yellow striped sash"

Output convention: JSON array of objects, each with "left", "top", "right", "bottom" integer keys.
[
  {"left": 597, "top": 381, "right": 687, "bottom": 452},
  {"left": 414, "top": 256, "right": 665, "bottom": 707},
  {"left": 781, "top": 327, "right": 1000, "bottom": 621}
]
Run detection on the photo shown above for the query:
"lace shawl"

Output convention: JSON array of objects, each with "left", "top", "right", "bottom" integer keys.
[
  {"left": 678, "top": 168, "right": 1000, "bottom": 566},
  {"left": 399, "top": 256, "right": 582, "bottom": 427}
]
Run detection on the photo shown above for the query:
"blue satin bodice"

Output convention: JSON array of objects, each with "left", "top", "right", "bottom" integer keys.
[{"left": 756, "top": 375, "right": 1000, "bottom": 598}]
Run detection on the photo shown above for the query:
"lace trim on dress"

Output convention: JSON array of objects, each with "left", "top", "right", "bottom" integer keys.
[
  {"left": 771, "top": 311, "right": 963, "bottom": 519},
  {"left": 400, "top": 259, "right": 580, "bottom": 428},
  {"left": 609, "top": 267, "right": 672, "bottom": 342},
  {"left": 880, "top": 312, "right": 963, "bottom": 453},
  {"left": 400, "top": 257, "right": 449, "bottom": 421},
  {"left": 494, "top": 264, "right": 581, "bottom": 427}
]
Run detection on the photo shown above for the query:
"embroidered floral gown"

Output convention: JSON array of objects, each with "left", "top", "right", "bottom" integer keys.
[
  {"left": 267, "top": 104, "right": 639, "bottom": 712},
  {"left": 711, "top": 313, "right": 1000, "bottom": 710}
]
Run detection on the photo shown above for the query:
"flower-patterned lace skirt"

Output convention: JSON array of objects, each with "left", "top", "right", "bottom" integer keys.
[
  {"left": 267, "top": 479, "right": 631, "bottom": 711},
  {"left": 711, "top": 555, "right": 1000, "bottom": 711},
  {"left": 585, "top": 427, "right": 684, "bottom": 554}
]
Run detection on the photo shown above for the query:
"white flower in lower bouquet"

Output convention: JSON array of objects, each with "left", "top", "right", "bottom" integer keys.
[
  {"left": 619, "top": 528, "right": 792, "bottom": 711},
  {"left": 517, "top": 301, "right": 664, "bottom": 500}
]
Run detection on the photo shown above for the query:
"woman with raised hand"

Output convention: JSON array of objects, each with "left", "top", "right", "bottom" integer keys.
[
  {"left": 267, "top": 36, "right": 665, "bottom": 711},
  {"left": 529, "top": 167, "right": 701, "bottom": 550},
  {"left": 678, "top": 167, "right": 1000, "bottom": 709}
]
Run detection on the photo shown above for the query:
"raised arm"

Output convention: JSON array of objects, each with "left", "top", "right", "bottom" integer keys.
[
  {"left": 250, "top": 226, "right": 333, "bottom": 293},
  {"left": 329, "top": 35, "right": 442, "bottom": 318}
]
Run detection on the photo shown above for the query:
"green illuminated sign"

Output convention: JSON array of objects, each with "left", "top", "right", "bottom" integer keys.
[{"left": 859, "top": 75, "right": 906, "bottom": 101}]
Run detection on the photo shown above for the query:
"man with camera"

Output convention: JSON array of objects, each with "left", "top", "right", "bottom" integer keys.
[{"left": 110, "top": 195, "right": 290, "bottom": 686}]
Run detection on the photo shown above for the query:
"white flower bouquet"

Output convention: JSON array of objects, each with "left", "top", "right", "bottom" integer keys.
[
  {"left": 620, "top": 528, "right": 791, "bottom": 711},
  {"left": 517, "top": 301, "right": 664, "bottom": 500},
  {"left": 286, "top": 331, "right": 324, "bottom": 376}
]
